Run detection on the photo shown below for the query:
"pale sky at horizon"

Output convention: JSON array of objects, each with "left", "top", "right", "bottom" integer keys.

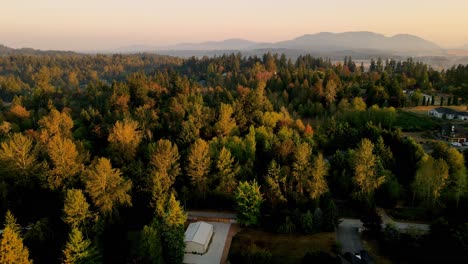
[{"left": 1, "top": 0, "right": 468, "bottom": 51}]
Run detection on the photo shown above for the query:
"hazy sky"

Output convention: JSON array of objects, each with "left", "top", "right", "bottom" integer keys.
[{"left": 2, "top": 0, "right": 468, "bottom": 50}]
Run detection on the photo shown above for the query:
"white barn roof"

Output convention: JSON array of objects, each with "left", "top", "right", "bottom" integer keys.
[{"left": 184, "top": 222, "right": 213, "bottom": 245}]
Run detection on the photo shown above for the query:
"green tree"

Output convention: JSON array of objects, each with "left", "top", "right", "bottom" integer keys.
[
  {"left": 85, "top": 158, "right": 132, "bottom": 215},
  {"left": 186, "top": 139, "right": 211, "bottom": 197},
  {"left": 108, "top": 119, "right": 143, "bottom": 164},
  {"left": 264, "top": 160, "right": 287, "bottom": 206},
  {"left": 62, "top": 228, "right": 100, "bottom": 264},
  {"left": 292, "top": 142, "right": 312, "bottom": 197},
  {"left": 300, "top": 210, "right": 314, "bottom": 234},
  {"left": 412, "top": 155, "right": 449, "bottom": 206},
  {"left": 150, "top": 171, "right": 172, "bottom": 218},
  {"left": 353, "top": 139, "right": 385, "bottom": 204},
  {"left": 0, "top": 211, "right": 32, "bottom": 264},
  {"left": 431, "top": 142, "right": 467, "bottom": 205},
  {"left": 140, "top": 222, "right": 163, "bottom": 264},
  {"left": 234, "top": 180, "right": 263, "bottom": 226},
  {"left": 63, "top": 189, "right": 92, "bottom": 229},
  {"left": 215, "top": 147, "right": 239, "bottom": 194},
  {"left": 323, "top": 199, "right": 339, "bottom": 231},
  {"left": 161, "top": 193, "right": 186, "bottom": 264}
]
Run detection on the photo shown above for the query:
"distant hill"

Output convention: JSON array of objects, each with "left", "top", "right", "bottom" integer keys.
[
  {"left": 253, "top": 32, "right": 443, "bottom": 55},
  {"left": 153, "top": 31, "right": 444, "bottom": 56},
  {"left": 0, "top": 44, "right": 77, "bottom": 56}
]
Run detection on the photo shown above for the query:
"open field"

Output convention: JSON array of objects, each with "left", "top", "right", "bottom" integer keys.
[
  {"left": 229, "top": 228, "right": 336, "bottom": 264},
  {"left": 404, "top": 105, "right": 467, "bottom": 115},
  {"left": 395, "top": 110, "right": 442, "bottom": 131}
]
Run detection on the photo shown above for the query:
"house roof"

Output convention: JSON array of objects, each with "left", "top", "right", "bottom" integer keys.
[
  {"left": 433, "top": 107, "right": 459, "bottom": 115},
  {"left": 432, "top": 107, "right": 468, "bottom": 116},
  {"left": 184, "top": 222, "right": 213, "bottom": 245}
]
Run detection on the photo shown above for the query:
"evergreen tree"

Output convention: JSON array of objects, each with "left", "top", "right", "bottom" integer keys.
[
  {"left": 0, "top": 211, "right": 32, "bottom": 264},
  {"left": 161, "top": 194, "right": 186, "bottom": 264},
  {"left": 264, "top": 160, "right": 287, "bottom": 207},
  {"left": 62, "top": 228, "right": 100, "bottom": 264},
  {"left": 63, "top": 189, "right": 92, "bottom": 229}
]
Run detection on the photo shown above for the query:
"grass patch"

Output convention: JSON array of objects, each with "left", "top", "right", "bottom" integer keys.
[
  {"left": 395, "top": 110, "right": 441, "bottom": 132},
  {"left": 229, "top": 228, "right": 336, "bottom": 264},
  {"left": 361, "top": 235, "right": 393, "bottom": 264}
]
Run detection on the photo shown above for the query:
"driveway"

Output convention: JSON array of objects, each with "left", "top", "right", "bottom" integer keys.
[
  {"left": 336, "top": 209, "right": 430, "bottom": 254},
  {"left": 337, "top": 219, "right": 364, "bottom": 253},
  {"left": 183, "top": 222, "right": 231, "bottom": 264}
]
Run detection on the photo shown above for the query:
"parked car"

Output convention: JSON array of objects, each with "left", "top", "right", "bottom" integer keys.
[
  {"left": 451, "top": 142, "right": 462, "bottom": 147},
  {"left": 463, "top": 142, "right": 468, "bottom": 146}
]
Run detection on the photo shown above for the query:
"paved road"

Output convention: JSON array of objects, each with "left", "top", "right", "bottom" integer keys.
[
  {"left": 337, "top": 209, "right": 430, "bottom": 254},
  {"left": 337, "top": 219, "right": 364, "bottom": 253},
  {"left": 377, "top": 208, "right": 430, "bottom": 232}
]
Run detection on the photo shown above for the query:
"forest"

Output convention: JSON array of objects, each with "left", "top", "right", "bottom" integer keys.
[{"left": 0, "top": 52, "right": 468, "bottom": 263}]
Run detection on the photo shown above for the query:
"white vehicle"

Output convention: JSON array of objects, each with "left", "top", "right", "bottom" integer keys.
[
  {"left": 463, "top": 142, "right": 468, "bottom": 146},
  {"left": 451, "top": 142, "right": 462, "bottom": 147}
]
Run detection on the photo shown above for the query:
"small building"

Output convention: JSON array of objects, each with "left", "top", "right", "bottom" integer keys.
[
  {"left": 184, "top": 221, "right": 213, "bottom": 254},
  {"left": 440, "top": 124, "right": 468, "bottom": 143},
  {"left": 429, "top": 107, "right": 468, "bottom": 120}
]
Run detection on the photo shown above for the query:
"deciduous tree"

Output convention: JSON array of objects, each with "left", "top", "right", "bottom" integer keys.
[
  {"left": 215, "top": 147, "right": 239, "bottom": 194},
  {"left": 186, "top": 139, "right": 211, "bottom": 197},
  {"left": 235, "top": 180, "right": 263, "bottom": 226},
  {"left": 46, "top": 135, "right": 82, "bottom": 190},
  {"left": 413, "top": 155, "right": 449, "bottom": 206},
  {"left": 214, "top": 103, "right": 236, "bottom": 137},
  {"left": 38, "top": 109, "right": 73, "bottom": 142},
  {"left": 353, "top": 138, "right": 385, "bottom": 203},
  {"left": 85, "top": 158, "right": 132, "bottom": 216},
  {"left": 307, "top": 154, "right": 329, "bottom": 200},
  {"left": 107, "top": 119, "right": 142, "bottom": 164},
  {"left": 0, "top": 133, "right": 38, "bottom": 183}
]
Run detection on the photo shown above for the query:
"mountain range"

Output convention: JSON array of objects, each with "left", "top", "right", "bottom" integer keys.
[
  {"left": 144, "top": 31, "right": 444, "bottom": 56},
  {"left": 2, "top": 31, "right": 468, "bottom": 68}
]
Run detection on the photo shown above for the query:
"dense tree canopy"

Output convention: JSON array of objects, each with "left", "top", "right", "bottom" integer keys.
[{"left": 0, "top": 52, "right": 467, "bottom": 262}]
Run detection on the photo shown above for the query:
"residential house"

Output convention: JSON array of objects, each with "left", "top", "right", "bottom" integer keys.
[
  {"left": 440, "top": 124, "right": 468, "bottom": 143},
  {"left": 429, "top": 107, "right": 468, "bottom": 120}
]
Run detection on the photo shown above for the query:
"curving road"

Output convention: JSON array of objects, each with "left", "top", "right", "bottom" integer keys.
[{"left": 336, "top": 209, "right": 430, "bottom": 255}]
